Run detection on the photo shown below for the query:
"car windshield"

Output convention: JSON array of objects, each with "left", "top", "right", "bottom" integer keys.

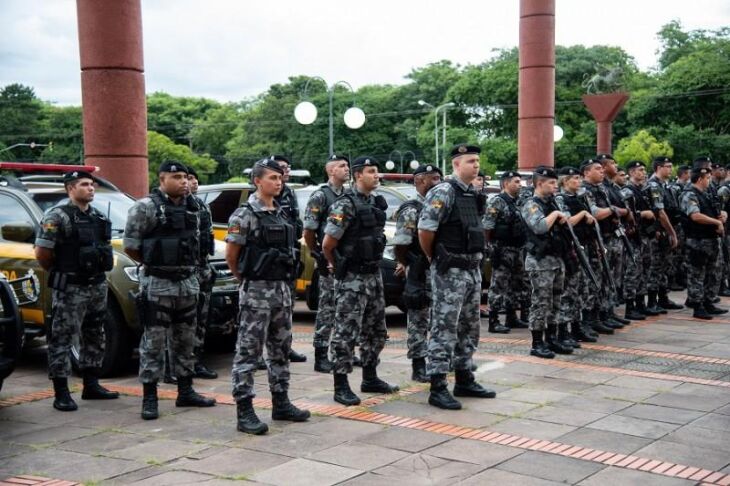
[{"left": 31, "top": 191, "right": 136, "bottom": 234}]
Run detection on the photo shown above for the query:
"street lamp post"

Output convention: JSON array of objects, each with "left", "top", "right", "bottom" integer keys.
[
  {"left": 0, "top": 142, "right": 50, "bottom": 155},
  {"left": 418, "top": 100, "right": 455, "bottom": 174},
  {"left": 294, "top": 77, "right": 366, "bottom": 156},
  {"left": 386, "top": 150, "right": 418, "bottom": 173}
]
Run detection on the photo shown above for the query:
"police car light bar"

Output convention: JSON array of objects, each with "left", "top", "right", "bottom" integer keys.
[{"left": 0, "top": 162, "right": 100, "bottom": 173}]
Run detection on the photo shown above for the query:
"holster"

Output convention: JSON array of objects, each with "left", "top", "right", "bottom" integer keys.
[{"left": 48, "top": 270, "right": 68, "bottom": 291}]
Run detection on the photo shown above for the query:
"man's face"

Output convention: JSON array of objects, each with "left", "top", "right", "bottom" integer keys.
[
  {"left": 584, "top": 163, "right": 604, "bottom": 184},
  {"left": 355, "top": 166, "right": 380, "bottom": 191},
  {"left": 327, "top": 160, "right": 350, "bottom": 184},
  {"left": 697, "top": 173, "right": 711, "bottom": 190},
  {"left": 159, "top": 172, "right": 189, "bottom": 198},
  {"left": 67, "top": 178, "right": 96, "bottom": 204},
  {"left": 678, "top": 171, "right": 689, "bottom": 182},
  {"left": 453, "top": 155, "right": 480, "bottom": 184},
  {"left": 602, "top": 159, "right": 618, "bottom": 177},
  {"left": 473, "top": 176, "right": 484, "bottom": 191},
  {"left": 537, "top": 178, "right": 558, "bottom": 196},
  {"left": 187, "top": 175, "right": 199, "bottom": 194},
  {"left": 415, "top": 172, "right": 441, "bottom": 194},
  {"left": 630, "top": 166, "right": 647, "bottom": 183},
  {"left": 503, "top": 176, "right": 521, "bottom": 196},
  {"left": 656, "top": 162, "right": 673, "bottom": 179},
  {"left": 255, "top": 168, "right": 283, "bottom": 197},
  {"left": 615, "top": 171, "right": 627, "bottom": 185},
  {"left": 276, "top": 160, "right": 291, "bottom": 183},
  {"left": 564, "top": 175, "right": 581, "bottom": 192}
]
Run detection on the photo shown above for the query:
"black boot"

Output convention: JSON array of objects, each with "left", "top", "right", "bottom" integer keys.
[
  {"left": 163, "top": 371, "right": 178, "bottom": 385},
  {"left": 558, "top": 323, "right": 580, "bottom": 349},
  {"left": 636, "top": 295, "right": 658, "bottom": 316},
  {"left": 609, "top": 311, "right": 631, "bottom": 325},
  {"left": 314, "top": 347, "right": 334, "bottom": 374},
  {"left": 52, "top": 377, "right": 78, "bottom": 411},
  {"left": 572, "top": 321, "right": 596, "bottom": 343},
  {"left": 256, "top": 356, "right": 267, "bottom": 370},
  {"left": 361, "top": 365, "right": 399, "bottom": 394},
  {"left": 624, "top": 300, "right": 645, "bottom": 321},
  {"left": 175, "top": 376, "right": 216, "bottom": 407},
  {"left": 488, "top": 310, "right": 510, "bottom": 334},
  {"left": 693, "top": 303, "right": 713, "bottom": 320},
  {"left": 411, "top": 357, "right": 428, "bottom": 383},
  {"left": 271, "top": 391, "right": 310, "bottom": 422},
  {"left": 333, "top": 373, "right": 361, "bottom": 405},
  {"left": 720, "top": 281, "right": 730, "bottom": 297},
  {"left": 141, "top": 382, "right": 158, "bottom": 420},
  {"left": 81, "top": 370, "right": 120, "bottom": 400},
  {"left": 453, "top": 369, "right": 496, "bottom": 398},
  {"left": 530, "top": 330, "right": 555, "bottom": 359},
  {"left": 428, "top": 374, "right": 461, "bottom": 410},
  {"left": 352, "top": 355, "right": 362, "bottom": 367},
  {"left": 590, "top": 310, "right": 614, "bottom": 334},
  {"left": 289, "top": 349, "right": 308, "bottom": 363},
  {"left": 704, "top": 301, "right": 728, "bottom": 315},
  {"left": 647, "top": 291, "right": 667, "bottom": 314},
  {"left": 193, "top": 363, "right": 219, "bottom": 379},
  {"left": 236, "top": 397, "right": 268, "bottom": 435},
  {"left": 521, "top": 306, "right": 530, "bottom": 324},
  {"left": 658, "top": 288, "right": 683, "bottom": 310},
  {"left": 505, "top": 308, "right": 528, "bottom": 329},
  {"left": 601, "top": 311, "right": 624, "bottom": 329},
  {"left": 546, "top": 325, "right": 573, "bottom": 354}
]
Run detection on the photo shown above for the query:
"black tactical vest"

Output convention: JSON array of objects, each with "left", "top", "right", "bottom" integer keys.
[
  {"left": 525, "top": 197, "right": 566, "bottom": 258},
  {"left": 493, "top": 193, "right": 527, "bottom": 246},
  {"left": 683, "top": 187, "right": 719, "bottom": 239},
  {"left": 276, "top": 184, "right": 303, "bottom": 239},
  {"left": 558, "top": 192, "right": 593, "bottom": 243},
  {"left": 315, "top": 184, "right": 341, "bottom": 245},
  {"left": 141, "top": 191, "right": 199, "bottom": 268},
  {"left": 626, "top": 183, "right": 658, "bottom": 237},
  {"left": 54, "top": 205, "right": 113, "bottom": 276},
  {"left": 395, "top": 199, "right": 425, "bottom": 260},
  {"left": 435, "top": 180, "right": 485, "bottom": 254},
  {"left": 237, "top": 205, "right": 296, "bottom": 281},
  {"left": 338, "top": 192, "right": 387, "bottom": 265},
  {"left": 195, "top": 195, "right": 215, "bottom": 263},
  {"left": 585, "top": 182, "right": 618, "bottom": 235}
]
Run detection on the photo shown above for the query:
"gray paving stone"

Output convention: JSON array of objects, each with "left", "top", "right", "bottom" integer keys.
[
  {"left": 0, "top": 441, "right": 31, "bottom": 459},
  {"left": 488, "top": 417, "right": 576, "bottom": 440},
  {"left": 170, "top": 447, "right": 290, "bottom": 477},
  {"left": 0, "top": 420, "right": 49, "bottom": 440},
  {"left": 121, "top": 470, "right": 219, "bottom": 485},
  {"left": 617, "top": 403, "right": 705, "bottom": 425},
  {"left": 370, "top": 399, "right": 436, "bottom": 418},
  {"left": 358, "top": 427, "right": 451, "bottom": 453},
  {"left": 522, "top": 405, "right": 606, "bottom": 427},
  {"left": 308, "top": 442, "right": 409, "bottom": 471},
  {"left": 375, "top": 453, "right": 485, "bottom": 484},
  {"left": 662, "top": 423, "right": 730, "bottom": 453},
  {"left": 237, "top": 431, "right": 346, "bottom": 457},
  {"left": 577, "top": 465, "right": 694, "bottom": 485},
  {"left": 604, "top": 375, "right": 681, "bottom": 391},
  {"left": 421, "top": 409, "right": 505, "bottom": 428},
  {"left": 282, "top": 416, "right": 384, "bottom": 439},
  {"left": 467, "top": 398, "right": 540, "bottom": 417},
  {"left": 496, "top": 450, "right": 604, "bottom": 483},
  {"left": 459, "top": 468, "right": 565, "bottom": 485},
  {"left": 645, "top": 391, "right": 729, "bottom": 412},
  {"left": 59, "top": 431, "right": 152, "bottom": 454},
  {"left": 688, "top": 412, "right": 730, "bottom": 432},
  {"left": 634, "top": 439, "right": 730, "bottom": 471},
  {"left": 579, "top": 384, "right": 659, "bottom": 403},
  {"left": 496, "top": 387, "right": 572, "bottom": 405},
  {"left": 110, "top": 438, "right": 209, "bottom": 463},
  {"left": 339, "top": 471, "right": 432, "bottom": 486},
  {"left": 555, "top": 427, "right": 654, "bottom": 455},
  {"left": 423, "top": 437, "right": 523, "bottom": 466},
  {"left": 251, "top": 457, "right": 362, "bottom": 486},
  {"left": 545, "top": 368, "right": 616, "bottom": 385},
  {"left": 551, "top": 394, "right": 632, "bottom": 414},
  {"left": 9, "top": 424, "right": 98, "bottom": 446},
  {"left": 586, "top": 413, "right": 680, "bottom": 439}
]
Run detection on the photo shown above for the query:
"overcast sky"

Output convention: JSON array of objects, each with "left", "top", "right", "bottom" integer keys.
[{"left": 1, "top": 0, "right": 728, "bottom": 106}]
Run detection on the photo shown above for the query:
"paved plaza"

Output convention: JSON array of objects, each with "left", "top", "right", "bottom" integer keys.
[{"left": 1, "top": 293, "right": 729, "bottom": 485}]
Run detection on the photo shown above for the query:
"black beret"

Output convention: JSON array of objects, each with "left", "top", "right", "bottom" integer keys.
[
  {"left": 596, "top": 153, "right": 615, "bottom": 162},
  {"left": 711, "top": 162, "right": 723, "bottom": 169},
  {"left": 500, "top": 170, "right": 522, "bottom": 180},
  {"left": 625, "top": 160, "right": 645, "bottom": 171},
  {"left": 253, "top": 158, "right": 284, "bottom": 175},
  {"left": 652, "top": 156, "right": 673, "bottom": 170},
  {"left": 450, "top": 144, "right": 481, "bottom": 158},
  {"left": 269, "top": 154, "right": 290, "bottom": 165},
  {"left": 677, "top": 164, "right": 691, "bottom": 172},
  {"left": 328, "top": 153, "right": 350, "bottom": 164},
  {"left": 579, "top": 158, "right": 601, "bottom": 173},
  {"left": 534, "top": 165, "right": 558, "bottom": 179},
  {"left": 413, "top": 164, "right": 443, "bottom": 177},
  {"left": 694, "top": 156, "right": 712, "bottom": 165},
  {"left": 158, "top": 161, "right": 188, "bottom": 174},
  {"left": 351, "top": 156, "right": 380, "bottom": 171},
  {"left": 557, "top": 166, "right": 580, "bottom": 176},
  {"left": 693, "top": 167, "right": 712, "bottom": 177},
  {"left": 63, "top": 170, "right": 96, "bottom": 184},
  {"left": 187, "top": 167, "right": 199, "bottom": 179}
]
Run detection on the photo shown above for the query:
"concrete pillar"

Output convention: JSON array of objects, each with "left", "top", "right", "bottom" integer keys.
[
  {"left": 518, "top": 0, "right": 555, "bottom": 171},
  {"left": 582, "top": 93, "right": 630, "bottom": 155},
  {"left": 77, "top": 0, "right": 148, "bottom": 197}
]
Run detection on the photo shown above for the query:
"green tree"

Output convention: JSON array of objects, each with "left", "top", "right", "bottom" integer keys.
[
  {"left": 0, "top": 84, "right": 45, "bottom": 161},
  {"left": 147, "top": 131, "right": 217, "bottom": 187},
  {"left": 38, "top": 105, "right": 83, "bottom": 163},
  {"left": 147, "top": 92, "right": 221, "bottom": 144},
  {"left": 613, "top": 129, "right": 673, "bottom": 164}
]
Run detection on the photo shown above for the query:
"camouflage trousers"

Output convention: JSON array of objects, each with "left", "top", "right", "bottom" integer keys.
[
  {"left": 48, "top": 281, "right": 107, "bottom": 379},
  {"left": 722, "top": 235, "right": 730, "bottom": 285},
  {"left": 406, "top": 268, "right": 431, "bottom": 360},
  {"left": 139, "top": 292, "right": 198, "bottom": 384},
  {"left": 313, "top": 273, "right": 336, "bottom": 350},
  {"left": 231, "top": 280, "right": 291, "bottom": 401},
  {"left": 585, "top": 243, "right": 609, "bottom": 313},
  {"left": 648, "top": 237, "right": 672, "bottom": 292},
  {"left": 623, "top": 237, "right": 650, "bottom": 300},
  {"left": 193, "top": 264, "right": 215, "bottom": 359},
  {"left": 686, "top": 238, "right": 721, "bottom": 305},
  {"left": 557, "top": 267, "right": 587, "bottom": 325},
  {"left": 330, "top": 271, "right": 387, "bottom": 375},
  {"left": 427, "top": 265, "right": 481, "bottom": 376},
  {"left": 488, "top": 246, "right": 528, "bottom": 312},
  {"left": 528, "top": 265, "right": 564, "bottom": 331},
  {"left": 605, "top": 235, "right": 623, "bottom": 306},
  {"left": 671, "top": 226, "right": 688, "bottom": 283}
]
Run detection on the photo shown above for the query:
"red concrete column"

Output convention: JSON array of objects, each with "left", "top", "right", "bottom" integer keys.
[
  {"left": 582, "top": 93, "right": 630, "bottom": 155},
  {"left": 518, "top": 0, "right": 555, "bottom": 171},
  {"left": 77, "top": 0, "right": 148, "bottom": 198}
]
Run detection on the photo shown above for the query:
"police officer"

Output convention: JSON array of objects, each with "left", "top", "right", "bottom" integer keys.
[
  {"left": 303, "top": 154, "right": 350, "bottom": 373},
  {"left": 35, "top": 170, "right": 119, "bottom": 411},
  {"left": 668, "top": 165, "right": 692, "bottom": 291},
  {"left": 124, "top": 161, "right": 216, "bottom": 420},
  {"left": 680, "top": 166, "right": 728, "bottom": 319},
  {"left": 270, "top": 155, "right": 308, "bottom": 364},
  {"left": 418, "top": 144, "right": 496, "bottom": 411},
  {"left": 187, "top": 167, "right": 218, "bottom": 379},
  {"left": 716, "top": 163, "right": 730, "bottom": 296},
  {"left": 393, "top": 163, "right": 442, "bottom": 383},
  {"left": 484, "top": 170, "right": 529, "bottom": 333},
  {"left": 323, "top": 156, "right": 399, "bottom": 406},
  {"left": 225, "top": 158, "right": 310, "bottom": 435}
]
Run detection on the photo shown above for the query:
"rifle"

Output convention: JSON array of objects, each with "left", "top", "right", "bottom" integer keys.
[
  {"left": 611, "top": 207, "right": 637, "bottom": 265},
  {"left": 548, "top": 199, "right": 601, "bottom": 290},
  {"left": 593, "top": 223, "right": 617, "bottom": 295}
]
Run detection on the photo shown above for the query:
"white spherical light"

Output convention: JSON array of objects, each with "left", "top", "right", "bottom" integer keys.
[
  {"left": 409, "top": 159, "right": 419, "bottom": 170},
  {"left": 553, "top": 125, "right": 564, "bottom": 142},
  {"left": 294, "top": 101, "right": 318, "bottom": 125},
  {"left": 385, "top": 160, "right": 395, "bottom": 171},
  {"left": 343, "top": 106, "right": 366, "bottom": 129}
]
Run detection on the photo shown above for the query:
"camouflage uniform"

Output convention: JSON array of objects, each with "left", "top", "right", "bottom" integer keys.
[
  {"left": 303, "top": 182, "right": 345, "bottom": 351},
  {"left": 124, "top": 189, "right": 200, "bottom": 384},
  {"left": 644, "top": 175, "right": 674, "bottom": 293},
  {"left": 418, "top": 177, "right": 482, "bottom": 377},
  {"left": 621, "top": 181, "right": 653, "bottom": 301},
  {"left": 717, "top": 182, "right": 730, "bottom": 286},
  {"left": 193, "top": 195, "right": 216, "bottom": 360},
  {"left": 521, "top": 196, "right": 565, "bottom": 331},
  {"left": 325, "top": 186, "right": 388, "bottom": 375},
  {"left": 276, "top": 183, "right": 303, "bottom": 309},
  {"left": 392, "top": 193, "right": 430, "bottom": 360},
  {"left": 36, "top": 202, "right": 111, "bottom": 379},
  {"left": 226, "top": 193, "right": 294, "bottom": 401},
  {"left": 602, "top": 179, "right": 628, "bottom": 300},
  {"left": 680, "top": 187, "right": 722, "bottom": 305}
]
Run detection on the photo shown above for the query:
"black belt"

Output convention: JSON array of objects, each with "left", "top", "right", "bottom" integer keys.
[
  {"left": 347, "top": 261, "right": 380, "bottom": 274},
  {"left": 146, "top": 267, "right": 194, "bottom": 281},
  {"left": 65, "top": 273, "right": 106, "bottom": 285}
]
